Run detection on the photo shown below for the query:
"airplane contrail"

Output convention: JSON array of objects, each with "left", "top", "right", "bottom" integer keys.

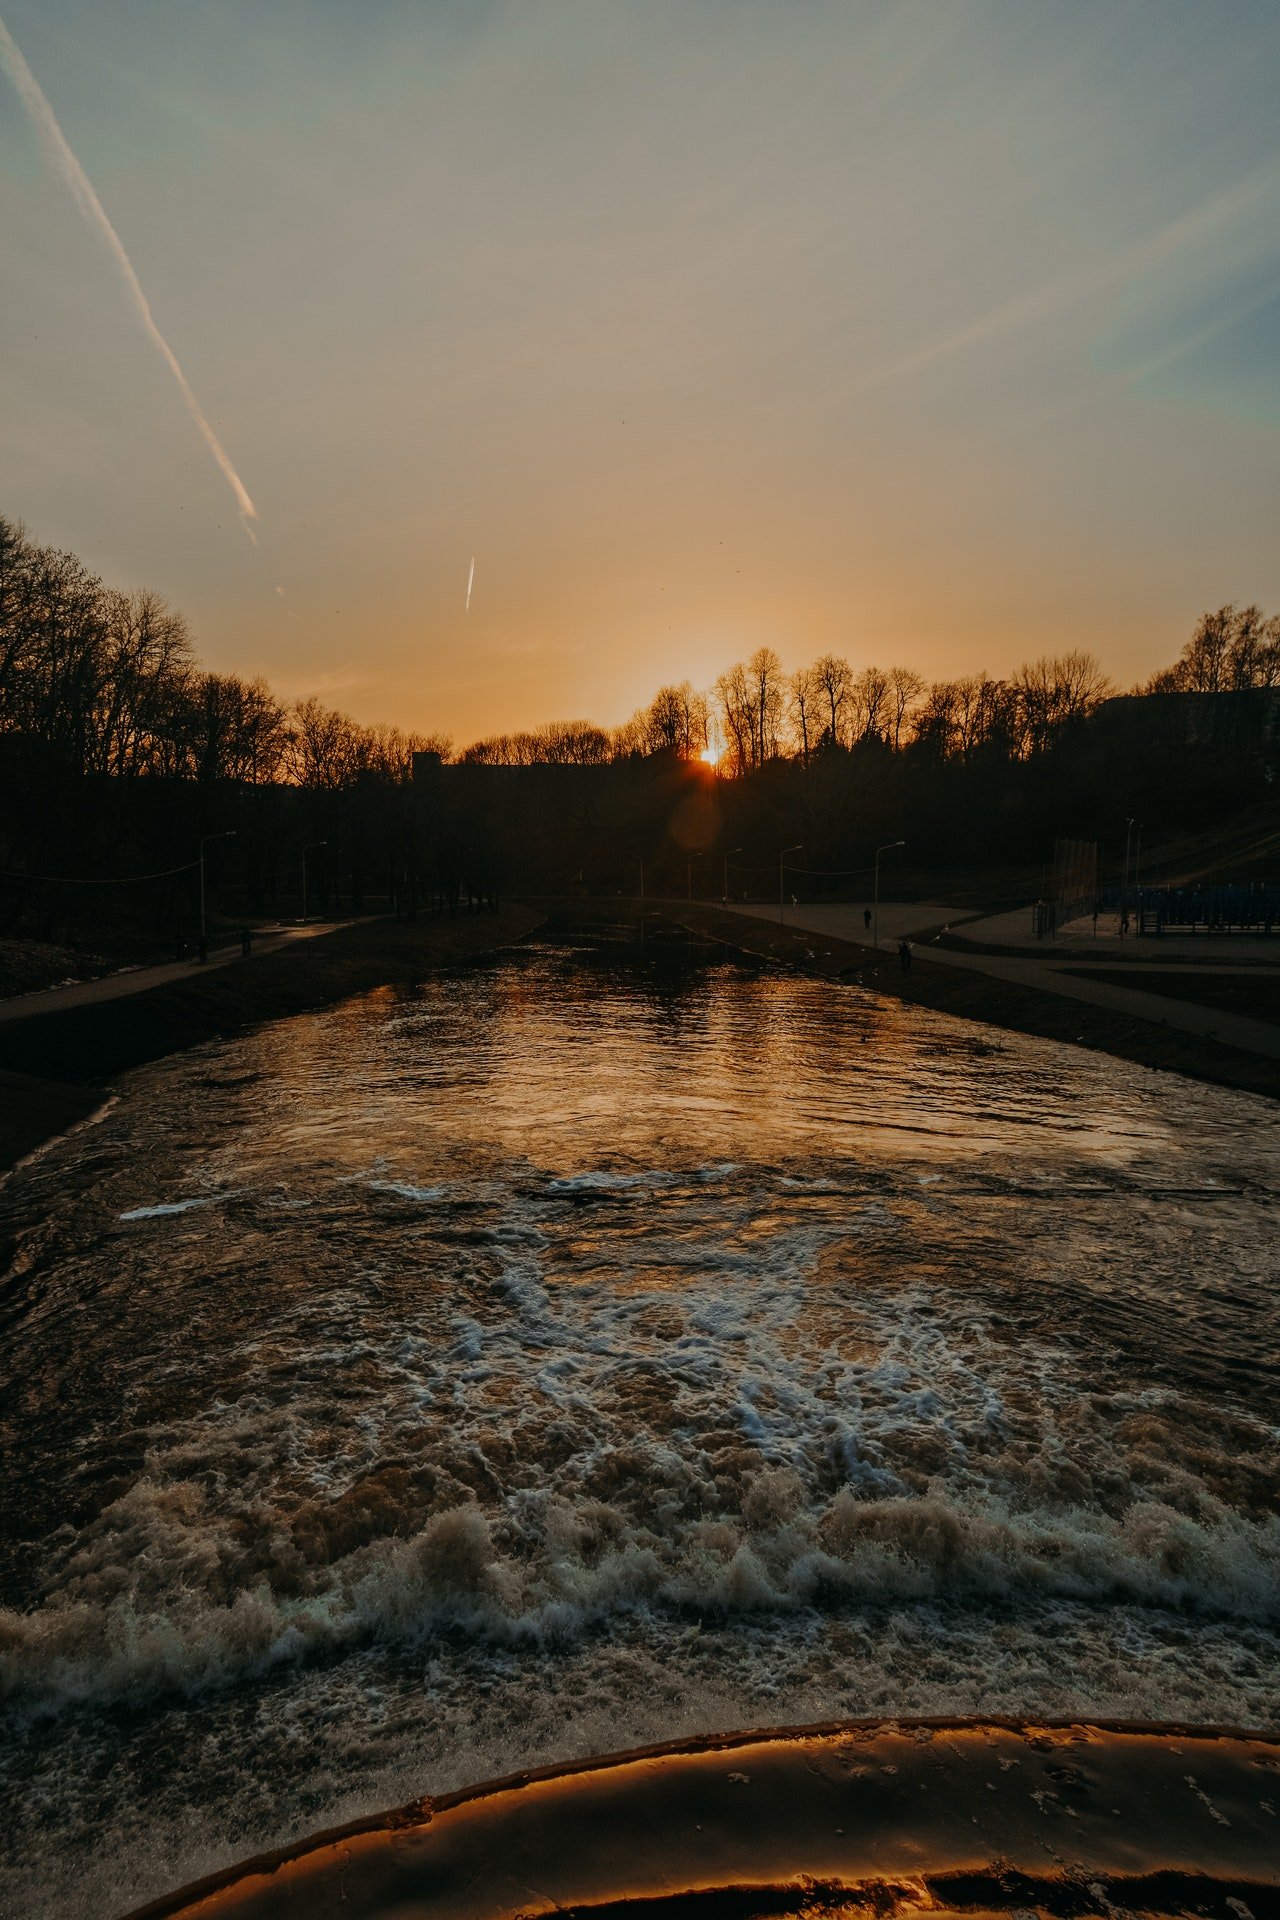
[
  {"left": 0, "top": 15, "right": 259, "bottom": 541},
  {"left": 466, "top": 555, "right": 475, "bottom": 611}
]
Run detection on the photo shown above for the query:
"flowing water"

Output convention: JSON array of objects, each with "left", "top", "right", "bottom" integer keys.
[{"left": 1, "top": 940, "right": 1278, "bottom": 1916}]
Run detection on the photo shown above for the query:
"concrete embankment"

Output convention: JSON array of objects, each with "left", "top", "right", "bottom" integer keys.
[
  {"left": 0, "top": 907, "right": 543, "bottom": 1174},
  {"left": 127, "top": 1719, "right": 1280, "bottom": 1918}
]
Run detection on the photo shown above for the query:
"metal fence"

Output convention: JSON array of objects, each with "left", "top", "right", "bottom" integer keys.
[{"left": 1101, "top": 882, "right": 1279, "bottom": 934}]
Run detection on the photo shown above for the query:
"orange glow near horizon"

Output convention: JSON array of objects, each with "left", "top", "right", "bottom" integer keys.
[{"left": 4, "top": 7, "right": 1277, "bottom": 745}]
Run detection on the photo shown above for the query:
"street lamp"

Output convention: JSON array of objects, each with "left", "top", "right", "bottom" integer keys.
[
  {"left": 723, "top": 847, "right": 741, "bottom": 904},
  {"left": 302, "top": 840, "right": 327, "bottom": 923},
  {"left": 199, "top": 830, "right": 237, "bottom": 949},
  {"left": 873, "top": 840, "right": 905, "bottom": 951},
  {"left": 687, "top": 850, "right": 710, "bottom": 902},
  {"left": 779, "top": 844, "right": 803, "bottom": 926},
  {"left": 1122, "top": 817, "right": 1135, "bottom": 936},
  {"left": 1134, "top": 822, "right": 1144, "bottom": 933}
]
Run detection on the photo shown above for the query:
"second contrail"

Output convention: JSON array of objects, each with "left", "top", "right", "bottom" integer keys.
[{"left": 0, "top": 14, "right": 259, "bottom": 539}]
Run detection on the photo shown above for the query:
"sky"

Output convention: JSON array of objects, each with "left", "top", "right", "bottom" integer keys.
[{"left": 2, "top": 1, "right": 1278, "bottom": 742}]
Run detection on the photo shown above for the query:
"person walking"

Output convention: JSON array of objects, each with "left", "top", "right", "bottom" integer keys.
[
  {"left": 898, "top": 938, "right": 912, "bottom": 973},
  {"left": 863, "top": 907, "right": 872, "bottom": 932}
]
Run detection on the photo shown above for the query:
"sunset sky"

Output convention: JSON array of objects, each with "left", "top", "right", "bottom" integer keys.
[{"left": 2, "top": 1, "right": 1278, "bottom": 741}]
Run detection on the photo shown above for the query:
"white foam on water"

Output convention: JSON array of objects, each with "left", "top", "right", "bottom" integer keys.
[
  {"left": 4, "top": 1168, "right": 1278, "bottom": 1718},
  {"left": 118, "top": 1197, "right": 218, "bottom": 1221},
  {"left": 547, "top": 1170, "right": 675, "bottom": 1193},
  {"left": 369, "top": 1181, "right": 449, "bottom": 1203}
]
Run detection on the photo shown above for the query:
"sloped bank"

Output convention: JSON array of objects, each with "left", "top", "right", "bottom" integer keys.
[{"left": 0, "top": 908, "right": 543, "bottom": 1175}]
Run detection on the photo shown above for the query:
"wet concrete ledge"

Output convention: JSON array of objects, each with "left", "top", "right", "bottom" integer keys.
[
  {"left": 0, "top": 907, "right": 544, "bottom": 1176},
  {"left": 123, "top": 1718, "right": 1280, "bottom": 1918}
]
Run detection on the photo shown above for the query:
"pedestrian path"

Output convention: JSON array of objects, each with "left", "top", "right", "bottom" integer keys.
[{"left": 0, "top": 921, "right": 349, "bottom": 1024}]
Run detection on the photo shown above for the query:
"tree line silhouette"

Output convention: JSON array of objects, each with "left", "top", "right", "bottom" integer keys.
[{"left": 1, "top": 513, "right": 1276, "bottom": 948}]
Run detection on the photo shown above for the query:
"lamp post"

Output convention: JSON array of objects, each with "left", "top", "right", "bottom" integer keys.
[
  {"left": 779, "top": 844, "right": 803, "bottom": 926},
  {"left": 687, "top": 851, "right": 711, "bottom": 902},
  {"left": 302, "top": 840, "right": 327, "bottom": 923},
  {"left": 723, "top": 847, "right": 741, "bottom": 904},
  {"left": 873, "top": 840, "right": 905, "bottom": 951},
  {"left": 199, "top": 830, "right": 237, "bottom": 950},
  {"left": 1134, "top": 822, "right": 1144, "bottom": 934},
  {"left": 1122, "top": 817, "right": 1134, "bottom": 936}
]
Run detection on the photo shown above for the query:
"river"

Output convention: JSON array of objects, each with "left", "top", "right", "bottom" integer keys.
[{"left": 1, "top": 938, "right": 1277, "bottom": 1916}]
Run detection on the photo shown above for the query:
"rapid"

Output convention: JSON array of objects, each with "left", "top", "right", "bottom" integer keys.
[{"left": 1, "top": 938, "right": 1277, "bottom": 1916}]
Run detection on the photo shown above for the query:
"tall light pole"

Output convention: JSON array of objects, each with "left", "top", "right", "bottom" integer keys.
[
  {"left": 779, "top": 844, "right": 803, "bottom": 926},
  {"left": 723, "top": 847, "right": 741, "bottom": 904},
  {"left": 199, "top": 830, "right": 236, "bottom": 948},
  {"left": 873, "top": 840, "right": 905, "bottom": 951},
  {"left": 302, "top": 840, "right": 326, "bottom": 922},
  {"left": 687, "top": 851, "right": 711, "bottom": 902},
  {"left": 1134, "top": 823, "right": 1144, "bottom": 933},
  {"left": 1122, "top": 817, "right": 1134, "bottom": 936}
]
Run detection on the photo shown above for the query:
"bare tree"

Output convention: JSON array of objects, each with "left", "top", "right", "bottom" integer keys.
[
  {"left": 887, "top": 666, "right": 925, "bottom": 750},
  {"left": 639, "top": 682, "right": 707, "bottom": 757},
  {"left": 749, "top": 647, "right": 786, "bottom": 764},
  {"left": 286, "top": 697, "right": 364, "bottom": 788},
  {"left": 789, "top": 666, "right": 819, "bottom": 765},
  {"left": 1014, "top": 652, "right": 1109, "bottom": 755},
  {"left": 94, "top": 589, "right": 195, "bottom": 779},
  {"left": 714, "top": 660, "right": 757, "bottom": 776},
  {"left": 811, "top": 653, "right": 852, "bottom": 747},
  {"left": 1152, "top": 605, "right": 1280, "bottom": 695},
  {"left": 909, "top": 679, "right": 960, "bottom": 760},
  {"left": 461, "top": 719, "right": 609, "bottom": 766},
  {"left": 850, "top": 665, "right": 890, "bottom": 741}
]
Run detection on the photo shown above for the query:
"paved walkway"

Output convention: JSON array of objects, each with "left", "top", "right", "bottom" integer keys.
[
  {"left": 0, "top": 921, "right": 350, "bottom": 1025},
  {"left": 724, "top": 902, "right": 1280, "bottom": 1063}
]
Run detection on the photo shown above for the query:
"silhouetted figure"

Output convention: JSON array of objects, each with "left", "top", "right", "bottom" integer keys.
[
  {"left": 863, "top": 908, "right": 872, "bottom": 932},
  {"left": 898, "top": 939, "right": 912, "bottom": 972},
  {"left": 240, "top": 927, "right": 252, "bottom": 959}
]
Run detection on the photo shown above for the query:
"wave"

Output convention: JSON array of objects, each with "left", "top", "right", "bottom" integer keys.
[{"left": 3, "top": 1477, "right": 1278, "bottom": 1718}]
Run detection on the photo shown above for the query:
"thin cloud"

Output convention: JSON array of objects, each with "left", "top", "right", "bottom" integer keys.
[
  {"left": 0, "top": 14, "right": 259, "bottom": 541},
  {"left": 867, "top": 153, "right": 1280, "bottom": 394}
]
